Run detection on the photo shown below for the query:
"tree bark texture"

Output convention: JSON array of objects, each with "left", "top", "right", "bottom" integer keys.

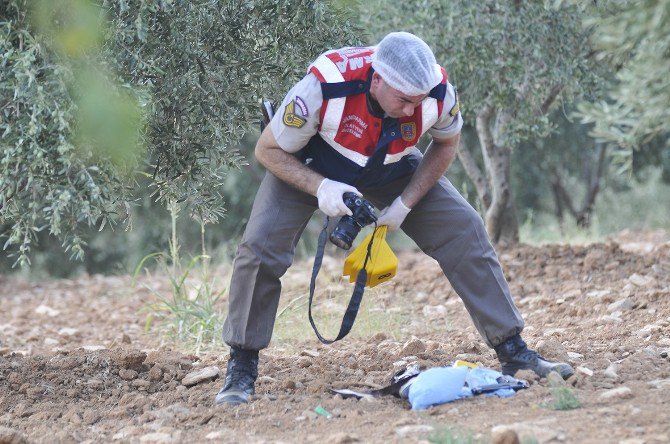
[
  {"left": 471, "top": 105, "right": 519, "bottom": 244},
  {"left": 549, "top": 143, "right": 607, "bottom": 228}
]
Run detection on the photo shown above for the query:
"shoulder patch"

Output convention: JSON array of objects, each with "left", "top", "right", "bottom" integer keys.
[
  {"left": 282, "top": 100, "right": 307, "bottom": 128},
  {"left": 449, "top": 88, "right": 460, "bottom": 117}
]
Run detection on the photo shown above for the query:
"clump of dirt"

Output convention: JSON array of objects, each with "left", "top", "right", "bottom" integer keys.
[{"left": 1, "top": 232, "right": 670, "bottom": 443}]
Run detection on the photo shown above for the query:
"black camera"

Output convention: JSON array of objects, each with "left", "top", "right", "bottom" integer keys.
[{"left": 329, "top": 192, "right": 378, "bottom": 250}]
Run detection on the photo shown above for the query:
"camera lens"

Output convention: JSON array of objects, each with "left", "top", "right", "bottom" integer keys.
[{"left": 329, "top": 216, "right": 360, "bottom": 250}]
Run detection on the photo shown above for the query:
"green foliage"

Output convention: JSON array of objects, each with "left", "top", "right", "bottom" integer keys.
[
  {"left": 429, "top": 426, "right": 482, "bottom": 444},
  {"left": 0, "top": 0, "right": 141, "bottom": 267},
  {"left": 104, "top": 0, "right": 363, "bottom": 223},
  {"left": 362, "top": 1, "right": 599, "bottom": 145},
  {"left": 137, "top": 253, "right": 226, "bottom": 354},
  {"left": 576, "top": 0, "right": 670, "bottom": 149},
  {"left": 544, "top": 384, "right": 581, "bottom": 410},
  {"left": 1, "top": 0, "right": 362, "bottom": 268},
  {"left": 133, "top": 204, "right": 226, "bottom": 354}
]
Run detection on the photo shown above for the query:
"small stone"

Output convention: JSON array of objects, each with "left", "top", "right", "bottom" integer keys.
[
  {"left": 370, "top": 332, "right": 388, "bottom": 343},
  {"left": 34, "top": 305, "right": 59, "bottom": 317},
  {"left": 87, "top": 378, "right": 104, "bottom": 389},
  {"left": 647, "top": 379, "right": 670, "bottom": 389},
  {"left": 542, "top": 328, "right": 567, "bottom": 337},
  {"left": 58, "top": 328, "right": 79, "bottom": 337},
  {"left": 546, "top": 371, "right": 566, "bottom": 386},
  {"left": 205, "top": 431, "right": 227, "bottom": 440},
  {"left": 491, "top": 426, "right": 520, "bottom": 444},
  {"left": 599, "top": 386, "right": 633, "bottom": 401},
  {"left": 81, "top": 345, "right": 106, "bottom": 352},
  {"left": 204, "top": 430, "right": 233, "bottom": 440},
  {"left": 181, "top": 366, "right": 219, "bottom": 386},
  {"left": 601, "top": 314, "right": 623, "bottom": 323},
  {"left": 658, "top": 338, "right": 670, "bottom": 347},
  {"left": 43, "top": 338, "right": 59, "bottom": 346},
  {"left": 607, "top": 298, "right": 634, "bottom": 313},
  {"left": 414, "top": 292, "right": 428, "bottom": 303},
  {"left": 148, "top": 365, "right": 164, "bottom": 382},
  {"left": 395, "top": 425, "right": 434, "bottom": 436},
  {"left": 629, "top": 273, "right": 653, "bottom": 287},
  {"left": 586, "top": 290, "right": 611, "bottom": 299},
  {"left": 422, "top": 305, "right": 447, "bottom": 319},
  {"left": 111, "top": 427, "right": 145, "bottom": 441},
  {"left": 62, "top": 409, "right": 82, "bottom": 424},
  {"left": 257, "top": 375, "right": 277, "bottom": 384},
  {"left": 567, "top": 352, "right": 584, "bottom": 360},
  {"left": 603, "top": 363, "right": 619, "bottom": 379},
  {"left": 576, "top": 366, "right": 593, "bottom": 377},
  {"left": 296, "top": 356, "right": 313, "bottom": 368},
  {"left": 300, "top": 349, "right": 320, "bottom": 358},
  {"left": 515, "top": 370, "right": 539, "bottom": 384},
  {"left": 131, "top": 379, "right": 150, "bottom": 389},
  {"left": 139, "top": 432, "right": 174, "bottom": 443},
  {"left": 401, "top": 338, "right": 426, "bottom": 356},
  {"left": 119, "top": 369, "right": 138, "bottom": 380},
  {"left": 121, "top": 333, "right": 132, "bottom": 344},
  {"left": 82, "top": 410, "right": 100, "bottom": 425},
  {"left": 641, "top": 324, "right": 663, "bottom": 334}
]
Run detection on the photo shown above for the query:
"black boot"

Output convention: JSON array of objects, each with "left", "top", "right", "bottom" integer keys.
[
  {"left": 214, "top": 347, "right": 259, "bottom": 406},
  {"left": 494, "top": 335, "right": 574, "bottom": 380}
]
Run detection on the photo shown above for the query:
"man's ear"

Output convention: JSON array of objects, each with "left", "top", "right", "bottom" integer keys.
[
  {"left": 371, "top": 72, "right": 382, "bottom": 86},
  {"left": 370, "top": 72, "right": 383, "bottom": 94}
]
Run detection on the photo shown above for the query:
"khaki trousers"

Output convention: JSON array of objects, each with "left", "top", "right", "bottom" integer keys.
[{"left": 222, "top": 169, "right": 524, "bottom": 350}]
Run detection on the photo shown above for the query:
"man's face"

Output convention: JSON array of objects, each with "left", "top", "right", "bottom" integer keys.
[{"left": 370, "top": 73, "right": 427, "bottom": 118}]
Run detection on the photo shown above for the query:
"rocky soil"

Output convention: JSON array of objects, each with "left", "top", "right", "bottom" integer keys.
[{"left": 1, "top": 230, "right": 669, "bottom": 443}]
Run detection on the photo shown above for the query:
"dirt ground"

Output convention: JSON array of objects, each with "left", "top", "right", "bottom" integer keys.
[{"left": 1, "top": 230, "right": 669, "bottom": 443}]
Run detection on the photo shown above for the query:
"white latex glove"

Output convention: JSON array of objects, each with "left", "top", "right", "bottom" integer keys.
[
  {"left": 377, "top": 196, "right": 411, "bottom": 231},
  {"left": 316, "top": 178, "right": 362, "bottom": 217}
]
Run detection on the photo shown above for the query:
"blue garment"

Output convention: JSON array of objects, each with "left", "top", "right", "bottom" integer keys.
[
  {"left": 407, "top": 366, "right": 523, "bottom": 410},
  {"left": 408, "top": 367, "right": 470, "bottom": 410}
]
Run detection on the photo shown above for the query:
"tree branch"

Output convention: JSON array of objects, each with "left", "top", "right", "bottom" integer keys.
[
  {"left": 476, "top": 102, "right": 496, "bottom": 160},
  {"left": 540, "top": 84, "right": 564, "bottom": 115},
  {"left": 457, "top": 140, "right": 491, "bottom": 208},
  {"left": 576, "top": 142, "right": 607, "bottom": 226}
]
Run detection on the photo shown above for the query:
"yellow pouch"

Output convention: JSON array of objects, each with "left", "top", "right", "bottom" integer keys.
[{"left": 343, "top": 226, "right": 398, "bottom": 287}]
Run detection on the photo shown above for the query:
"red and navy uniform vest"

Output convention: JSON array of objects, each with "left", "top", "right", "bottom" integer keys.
[{"left": 301, "top": 46, "right": 448, "bottom": 188}]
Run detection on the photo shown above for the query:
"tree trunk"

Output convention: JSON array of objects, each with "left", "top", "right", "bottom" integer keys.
[
  {"left": 548, "top": 143, "right": 607, "bottom": 229},
  {"left": 484, "top": 143, "right": 518, "bottom": 244},
  {"left": 471, "top": 104, "right": 519, "bottom": 245}
]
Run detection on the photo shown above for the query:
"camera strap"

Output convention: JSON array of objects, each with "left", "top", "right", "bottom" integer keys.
[{"left": 308, "top": 216, "right": 376, "bottom": 344}]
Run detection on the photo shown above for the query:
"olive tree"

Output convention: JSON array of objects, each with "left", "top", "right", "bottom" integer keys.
[
  {"left": 576, "top": 0, "right": 670, "bottom": 152},
  {"left": 1, "top": 0, "right": 139, "bottom": 266},
  {"left": 1, "top": 0, "right": 361, "bottom": 266},
  {"left": 363, "top": 1, "right": 600, "bottom": 244}
]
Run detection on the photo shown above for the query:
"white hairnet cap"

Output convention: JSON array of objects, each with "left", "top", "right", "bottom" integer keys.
[{"left": 371, "top": 32, "right": 442, "bottom": 96}]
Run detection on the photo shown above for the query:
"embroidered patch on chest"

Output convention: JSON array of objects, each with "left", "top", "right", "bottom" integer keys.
[
  {"left": 401, "top": 122, "right": 416, "bottom": 142},
  {"left": 341, "top": 114, "right": 369, "bottom": 139}
]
